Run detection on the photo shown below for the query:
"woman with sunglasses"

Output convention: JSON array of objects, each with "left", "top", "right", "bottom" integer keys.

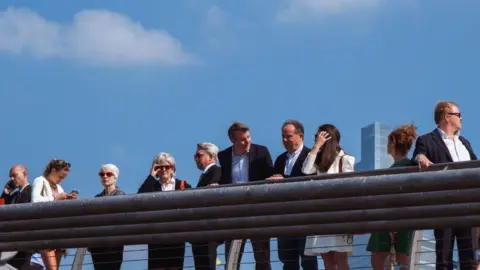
[
  {"left": 31, "top": 158, "right": 76, "bottom": 270},
  {"left": 138, "top": 152, "right": 192, "bottom": 270},
  {"left": 302, "top": 124, "right": 355, "bottom": 270},
  {"left": 88, "top": 164, "right": 125, "bottom": 270}
]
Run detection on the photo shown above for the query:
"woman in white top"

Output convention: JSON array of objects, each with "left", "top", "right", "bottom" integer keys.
[
  {"left": 31, "top": 158, "right": 77, "bottom": 270},
  {"left": 302, "top": 124, "right": 355, "bottom": 270}
]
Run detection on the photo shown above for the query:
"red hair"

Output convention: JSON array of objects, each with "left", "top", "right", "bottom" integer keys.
[{"left": 388, "top": 124, "right": 417, "bottom": 156}]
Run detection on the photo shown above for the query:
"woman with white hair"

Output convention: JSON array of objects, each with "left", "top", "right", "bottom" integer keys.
[
  {"left": 88, "top": 164, "right": 125, "bottom": 270},
  {"left": 138, "top": 152, "right": 192, "bottom": 270}
]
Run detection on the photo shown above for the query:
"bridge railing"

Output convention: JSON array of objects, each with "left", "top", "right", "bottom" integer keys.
[{"left": 0, "top": 160, "right": 479, "bottom": 269}]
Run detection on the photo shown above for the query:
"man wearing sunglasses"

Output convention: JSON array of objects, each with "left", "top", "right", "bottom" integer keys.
[
  {"left": 192, "top": 142, "right": 222, "bottom": 270},
  {"left": 413, "top": 101, "right": 477, "bottom": 270}
]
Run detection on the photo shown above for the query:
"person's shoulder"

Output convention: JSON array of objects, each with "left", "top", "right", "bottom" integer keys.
[
  {"left": 211, "top": 164, "right": 222, "bottom": 172},
  {"left": 252, "top": 143, "right": 270, "bottom": 152},
  {"left": 115, "top": 188, "right": 126, "bottom": 196},
  {"left": 23, "top": 185, "right": 33, "bottom": 192},
  {"left": 342, "top": 153, "right": 355, "bottom": 164},
  {"left": 32, "top": 176, "right": 46, "bottom": 184},
  {"left": 218, "top": 146, "right": 232, "bottom": 157},
  {"left": 391, "top": 158, "right": 415, "bottom": 168}
]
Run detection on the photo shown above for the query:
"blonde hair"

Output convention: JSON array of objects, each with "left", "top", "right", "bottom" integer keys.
[
  {"left": 43, "top": 159, "right": 70, "bottom": 177},
  {"left": 434, "top": 101, "right": 458, "bottom": 125}
]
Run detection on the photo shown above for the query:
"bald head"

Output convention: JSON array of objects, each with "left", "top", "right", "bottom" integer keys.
[{"left": 9, "top": 165, "right": 28, "bottom": 188}]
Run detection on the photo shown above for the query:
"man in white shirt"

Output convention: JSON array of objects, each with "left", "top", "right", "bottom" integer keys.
[{"left": 413, "top": 101, "right": 477, "bottom": 270}]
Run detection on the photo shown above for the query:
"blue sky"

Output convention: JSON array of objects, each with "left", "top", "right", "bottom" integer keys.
[{"left": 0, "top": 0, "right": 479, "bottom": 269}]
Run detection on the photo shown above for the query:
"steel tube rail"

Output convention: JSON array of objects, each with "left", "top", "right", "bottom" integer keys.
[
  {"left": 2, "top": 168, "right": 480, "bottom": 221},
  {"left": 206, "top": 160, "right": 480, "bottom": 188},
  {"left": 2, "top": 202, "right": 480, "bottom": 242},
  {"left": 2, "top": 188, "right": 480, "bottom": 232},
  {"left": 2, "top": 215, "right": 480, "bottom": 251}
]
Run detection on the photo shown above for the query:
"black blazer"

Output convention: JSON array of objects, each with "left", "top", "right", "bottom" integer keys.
[
  {"left": 1, "top": 185, "right": 32, "bottom": 205},
  {"left": 412, "top": 129, "right": 477, "bottom": 164},
  {"left": 197, "top": 164, "right": 222, "bottom": 188},
  {"left": 218, "top": 143, "right": 274, "bottom": 185},
  {"left": 138, "top": 176, "right": 192, "bottom": 193},
  {"left": 273, "top": 146, "right": 313, "bottom": 178}
]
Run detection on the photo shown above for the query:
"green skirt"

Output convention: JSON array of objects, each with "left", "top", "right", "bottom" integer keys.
[{"left": 367, "top": 231, "right": 413, "bottom": 254}]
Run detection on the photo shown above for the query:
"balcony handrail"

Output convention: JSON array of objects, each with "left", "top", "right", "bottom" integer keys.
[{"left": 0, "top": 168, "right": 479, "bottom": 250}]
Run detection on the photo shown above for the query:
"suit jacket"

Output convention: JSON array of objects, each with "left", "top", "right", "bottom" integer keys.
[
  {"left": 273, "top": 146, "right": 313, "bottom": 178},
  {"left": 218, "top": 143, "right": 274, "bottom": 185},
  {"left": 197, "top": 164, "right": 222, "bottom": 188},
  {"left": 412, "top": 129, "right": 477, "bottom": 164},
  {"left": 138, "top": 176, "right": 192, "bottom": 193},
  {"left": 1, "top": 185, "right": 32, "bottom": 205}
]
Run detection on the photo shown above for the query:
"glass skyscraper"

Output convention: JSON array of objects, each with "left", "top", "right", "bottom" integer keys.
[{"left": 350, "top": 122, "right": 394, "bottom": 269}]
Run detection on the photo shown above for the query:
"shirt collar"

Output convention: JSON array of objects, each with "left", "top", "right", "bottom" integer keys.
[
  {"left": 287, "top": 144, "right": 304, "bottom": 158},
  {"left": 437, "top": 127, "right": 460, "bottom": 139},
  {"left": 203, "top": 163, "right": 215, "bottom": 173},
  {"left": 19, "top": 184, "right": 29, "bottom": 193},
  {"left": 160, "top": 177, "right": 175, "bottom": 185}
]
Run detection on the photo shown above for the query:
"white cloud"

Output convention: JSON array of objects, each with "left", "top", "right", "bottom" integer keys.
[
  {"left": 201, "top": 5, "right": 249, "bottom": 49},
  {"left": 276, "top": 0, "right": 380, "bottom": 23},
  {"left": 0, "top": 7, "right": 195, "bottom": 66}
]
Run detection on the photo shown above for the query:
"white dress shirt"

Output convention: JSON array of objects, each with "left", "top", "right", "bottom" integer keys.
[
  {"left": 437, "top": 128, "right": 471, "bottom": 162},
  {"left": 160, "top": 177, "right": 176, "bottom": 191},
  {"left": 284, "top": 145, "right": 304, "bottom": 176}
]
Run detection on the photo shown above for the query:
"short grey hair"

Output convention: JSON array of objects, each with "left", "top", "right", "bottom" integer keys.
[
  {"left": 152, "top": 152, "right": 176, "bottom": 173},
  {"left": 197, "top": 142, "right": 219, "bottom": 160},
  {"left": 100, "top": 164, "right": 119, "bottom": 179}
]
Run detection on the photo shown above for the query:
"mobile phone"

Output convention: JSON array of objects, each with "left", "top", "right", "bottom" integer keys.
[
  {"left": 6, "top": 180, "right": 16, "bottom": 190},
  {"left": 70, "top": 189, "right": 79, "bottom": 195}
]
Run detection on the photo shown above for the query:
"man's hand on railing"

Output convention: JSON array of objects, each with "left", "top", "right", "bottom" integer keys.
[
  {"left": 266, "top": 174, "right": 284, "bottom": 181},
  {"left": 415, "top": 154, "right": 433, "bottom": 169},
  {"left": 208, "top": 183, "right": 219, "bottom": 187}
]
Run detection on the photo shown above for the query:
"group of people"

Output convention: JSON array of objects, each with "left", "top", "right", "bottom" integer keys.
[{"left": 1, "top": 100, "right": 477, "bottom": 270}]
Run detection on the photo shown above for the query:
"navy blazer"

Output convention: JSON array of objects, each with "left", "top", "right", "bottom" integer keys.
[
  {"left": 218, "top": 143, "right": 274, "bottom": 185},
  {"left": 197, "top": 164, "right": 222, "bottom": 188},
  {"left": 412, "top": 128, "right": 477, "bottom": 164},
  {"left": 273, "top": 146, "right": 313, "bottom": 178}
]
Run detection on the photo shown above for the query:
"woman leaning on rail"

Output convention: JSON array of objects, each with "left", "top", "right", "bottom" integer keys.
[
  {"left": 138, "top": 152, "right": 192, "bottom": 270},
  {"left": 88, "top": 164, "right": 125, "bottom": 270},
  {"left": 367, "top": 124, "right": 418, "bottom": 270},
  {"left": 31, "top": 158, "right": 76, "bottom": 270},
  {"left": 302, "top": 124, "right": 355, "bottom": 270}
]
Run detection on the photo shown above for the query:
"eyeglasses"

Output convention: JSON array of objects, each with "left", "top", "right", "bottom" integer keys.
[
  {"left": 447, "top": 112, "right": 462, "bottom": 118},
  {"left": 99, "top": 172, "right": 115, "bottom": 177}
]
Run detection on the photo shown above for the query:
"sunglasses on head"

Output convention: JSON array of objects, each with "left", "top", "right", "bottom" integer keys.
[{"left": 99, "top": 172, "right": 115, "bottom": 177}]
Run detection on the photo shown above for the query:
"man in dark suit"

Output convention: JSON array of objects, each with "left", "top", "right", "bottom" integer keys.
[
  {"left": 192, "top": 142, "right": 222, "bottom": 270},
  {"left": 267, "top": 120, "right": 318, "bottom": 270},
  {"left": 1, "top": 165, "right": 36, "bottom": 269},
  {"left": 218, "top": 121, "right": 274, "bottom": 270},
  {"left": 413, "top": 101, "right": 477, "bottom": 270}
]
